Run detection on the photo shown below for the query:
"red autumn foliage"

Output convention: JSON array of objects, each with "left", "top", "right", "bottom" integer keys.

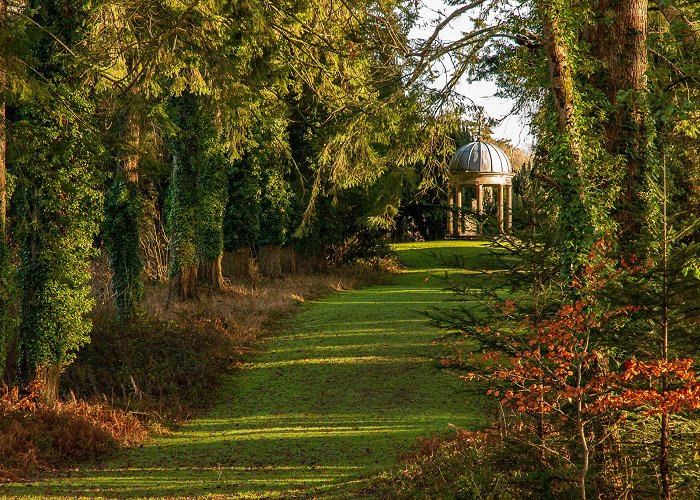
[
  {"left": 465, "top": 238, "right": 700, "bottom": 433},
  {"left": 587, "top": 358, "right": 700, "bottom": 415}
]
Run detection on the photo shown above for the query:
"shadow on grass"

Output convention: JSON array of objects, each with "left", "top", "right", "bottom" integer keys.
[
  {"left": 0, "top": 241, "right": 496, "bottom": 499},
  {"left": 3, "top": 466, "right": 365, "bottom": 499}
]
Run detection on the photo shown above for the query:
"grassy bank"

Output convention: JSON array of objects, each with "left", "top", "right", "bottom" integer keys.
[{"left": 1, "top": 240, "right": 494, "bottom": 498}]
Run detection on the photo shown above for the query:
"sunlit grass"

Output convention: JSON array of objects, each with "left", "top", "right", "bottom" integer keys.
[{"left": 0, "top": 240, "right": 498, "bottom": 499}]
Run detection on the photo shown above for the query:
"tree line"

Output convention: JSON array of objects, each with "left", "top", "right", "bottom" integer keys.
[{"left": 0, "top": 0, "right": 463, "bottom": 400}]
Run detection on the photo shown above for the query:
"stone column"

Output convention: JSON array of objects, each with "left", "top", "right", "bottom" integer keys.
[
  {"left": 498, "top": 184, "right": 504, "bottom": 233},
  {"left": 475, "top": 183, "right": 483, "bottom": 235},
  {"left": 506, "top": 185, "right": 513, "bottom": 232},
  {"left": 456, "top": 187, "right": 463, "bottom": 236},
  {"left": 447, "top": 186, "right": 454, "bottom": 236},
  {"left": 476, "top": 183, "right": 483, "bottom": 215}
]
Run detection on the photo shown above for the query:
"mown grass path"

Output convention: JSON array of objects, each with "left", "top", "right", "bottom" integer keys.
[{"left": 2, "top": 241, "right": 491, "bottom": 499}]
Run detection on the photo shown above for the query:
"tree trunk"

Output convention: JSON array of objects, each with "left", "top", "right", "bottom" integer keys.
[
  {"left": 576, "top": 332, "right": 592, "bottom": 500},
  {"left": 167, "top": 96, "right": 201, "bottom": 303},
  {"left": 0, "top": 0, "right": 6, "bottom": 241},
  {"left": 120, "top": 108, "right": 140, "bottom": 184},
  {"left": 660, "top": 161, "right": 671, "bottom": 499},
  {"left": 18, "top": 188, "right": 40, "bottom": 390},
  {"left": 200, "top": 255, "right": 224, "bottom": 290},
  {"left": 541, "top": 10, "right": 581, "bottom": 160},
  {"left": 538, "top": 0, "right": 592, "bottom": 277},
  {"left": 34, "top": 364, "right": 61, "bottom": 404},
  {"left": 18, "top": 190, "right": 70, "bottom": 404},
  {"left": 657, "top": 0, "right": 699, "bottom": 44},
  {"left": 108, "top": 107, "right": 143, "bottom": 319},
  {"left": 586, "top": 0, "right": 650, "bottom": 240},
  {"left": 0, "top": 0, "right": 8, "bottom": 380},
  {"left": 577, "top": 401, "right": 589, "bottom": 500},
  {"left": 172, "top": 265, "right": 198, "bottom": 301}
]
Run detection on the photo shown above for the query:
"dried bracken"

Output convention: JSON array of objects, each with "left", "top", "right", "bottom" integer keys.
[{"left": 0, "top": 381, "right": 146, "bottom": 482}]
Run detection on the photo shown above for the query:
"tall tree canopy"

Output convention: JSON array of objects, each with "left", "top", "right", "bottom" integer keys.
[{"left": 0, "top": 0, "right": 454, "bottom": 394}]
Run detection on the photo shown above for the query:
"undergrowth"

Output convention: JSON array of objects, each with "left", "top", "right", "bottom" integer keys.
[
  {"left": 366, "top": 426, "right": 560, "bottom": 499},
  {"left": 0, "top": 382, "right": 146, "bottom": 482},
  {"left": 66, "top": 258, "right": 394, "bottom": 423},
  {"left": 63, "top": 314, "right": 239, "bottom": 423}
]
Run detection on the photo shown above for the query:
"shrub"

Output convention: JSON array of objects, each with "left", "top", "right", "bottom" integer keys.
[{"left": 63, "top": 312, "right": 239, "bottom": 421}]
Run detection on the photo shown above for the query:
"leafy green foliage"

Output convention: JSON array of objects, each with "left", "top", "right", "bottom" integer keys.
[
  {"left": 194, "top": 119, "right": 229, "bottom": 262},
  {"left": 224, "top": 157, "right": 261, "bottom": 250},
  {"left": 0, "top": 231, "right": 16, "bottom": 380},
  {"left": 13, "top": 110, "right": 104, "bottom": 385},
  {"left": 103, "top": 180, "right": 143, "bottom": 319},
  {"left": 259, "top": 169, "right": 293, "bottom": 246}
]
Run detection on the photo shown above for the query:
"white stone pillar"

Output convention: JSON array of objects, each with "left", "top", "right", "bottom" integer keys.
[
  {"left": 476, "top": 183, "right": 483, "bottom": 215},
  {"left": 498, "top": 184, "right": 504, "bottom": 233},
  {"left": 447, "top": 186, "right": 454, "bottom": 236},
  {"left": 506, "top": 185, "right": 513, "bottom": 232},
  {"left": 456, "top": 188, "right": 463, "bottom": 236}
]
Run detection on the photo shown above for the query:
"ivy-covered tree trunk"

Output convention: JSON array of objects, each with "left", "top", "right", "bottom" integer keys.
[
  {"left": 539, "top": 1, "right": 594, "bottom": 493},
  {"left": 168, "top": 142, "right": 199, "bottom": 301},
  {"left": 0, "top": 0, "right": 10, "bottom": 378},
  {"left": 195, "top": 117, "right": 228, "bottom": 290},
  {"left": 538, "top": 0, "right": 593, "bottom": 280},
  {"left": 19, "top": 203, "right": 65, "bottom": 402},
  {"left": 17, "top": 135, "right": 102, "bottom": 401},
  {"left": 167, "top": 94, "right": 205, "bottom": 300},
  {"left": 586, "top": 0, "right": 651, "bottom": 241},
  {"left": 15, "top": 0, "right": 103, "bottom": 401},
  {"left": 104, "top": 108, "right": 143, "bottom": 319},
  {"left": 0, "top": 0, "right": 5, "bottom": 239},
  {"left": 169, "top": 96, "right": 230, "bottom": 296}
]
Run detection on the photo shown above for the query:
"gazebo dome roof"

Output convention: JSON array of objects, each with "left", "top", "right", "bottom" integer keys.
[{"left": 449, "top": 140, "right": 512, "bottom": 174}]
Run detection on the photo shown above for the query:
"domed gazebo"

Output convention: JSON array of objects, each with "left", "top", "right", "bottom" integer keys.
[{"left": 447, "top": 140, "right": 514, "bottom": 236}]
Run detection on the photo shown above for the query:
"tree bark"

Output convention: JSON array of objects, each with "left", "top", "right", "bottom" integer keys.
[
  {"left": 586, "top": 0, "right": 650, "bottom": 240},
  {"left": 35, "top": 364, "right": 61, "bottom": 404},
  {"left": 660, "top": 161, "right": 670, "bottom": 499},
  {"left": 577, "top": 334, "right": 591, "bottom": 500},
  {"left": 200, "top": 255, "right": 224, "bottom": 290},
  {"left": 120, "top": 108, "right": 140, "bottom": 184},
  {"left": 657, "top": 0, "right": 699, "bottom": 44},
  {"left": 540, "top": 3, "right": 582, "bottom": 162},
  {"left": 172, "top": 265, "right": 198, "bottom": 301},
  {"left": 0, "top": 35, "right": 7, "bottom": 378}
]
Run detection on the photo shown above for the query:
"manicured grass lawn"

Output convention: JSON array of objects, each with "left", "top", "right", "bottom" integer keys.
[{"left": 1, "top": 240, "right": 498, "bottom": 499}]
